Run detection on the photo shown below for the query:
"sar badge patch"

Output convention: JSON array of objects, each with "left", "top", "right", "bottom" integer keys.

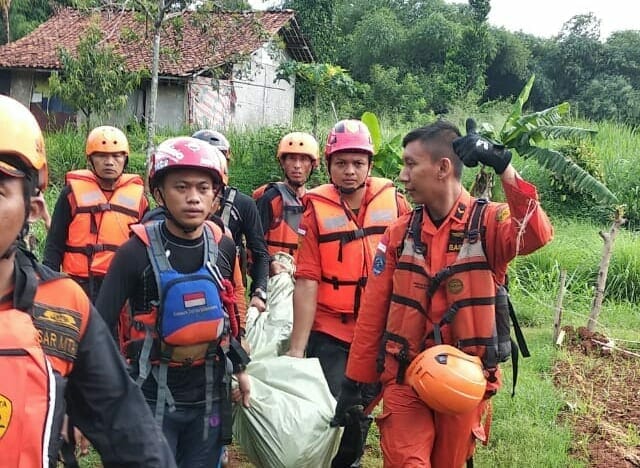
[
  {"left": 0, "top": 394, "right": 12, "bottom": 438},
  {"left": 373, "top": 253, "right": 386, "bottom": 276},
  {"left": 496, "top": 205, "right": 510, "bottom": 223}
]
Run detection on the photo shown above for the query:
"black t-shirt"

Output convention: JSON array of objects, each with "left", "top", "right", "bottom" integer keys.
[
  {"left": 216, "top": 186, "right": 269, "bottom": 293},
  {"left": 95, "top": 222, "right": 237, "bottom": 405}
]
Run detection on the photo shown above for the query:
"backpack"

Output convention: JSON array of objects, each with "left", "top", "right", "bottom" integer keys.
[{"left": 127, "top": 221, "right": 232, "bottom": 440}]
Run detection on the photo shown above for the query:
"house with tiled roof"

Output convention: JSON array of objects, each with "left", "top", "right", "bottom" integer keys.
[{"left": 0, "top": 7, "right": 314, "bottom": 129}]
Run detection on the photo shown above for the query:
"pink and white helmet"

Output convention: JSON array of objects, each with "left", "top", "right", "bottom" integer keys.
[{"left": 149, "top": 136, "right": 226, "bottom": 189}]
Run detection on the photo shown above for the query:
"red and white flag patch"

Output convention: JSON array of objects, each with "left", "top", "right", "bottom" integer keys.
[{"left": 183, "top": 292, "right": 206, "bottom": 308}]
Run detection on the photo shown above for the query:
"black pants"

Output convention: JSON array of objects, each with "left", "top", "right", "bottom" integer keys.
[{"left": 307, "top": 331, "right": 379, "bottom": 468}]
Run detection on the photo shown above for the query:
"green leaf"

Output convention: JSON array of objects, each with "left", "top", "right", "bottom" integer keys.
[
  {"left": 522, "top": 146, "right": 618, "bottom": 204},
  {"left": 361, "top": 111, "right": 383, "bottom": 153}
]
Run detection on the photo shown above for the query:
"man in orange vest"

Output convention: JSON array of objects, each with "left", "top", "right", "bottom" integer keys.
[
  {"left": 288, "top": 120, "right": 411, "bottom": 467},
  {"left": 254, "top": 132, "right": 319, "bottom": 275},
  {"left": 332, "top": 120, "right": 554, "bottom": 467},
  {"left": 43, "top": 126, "right": 148, "bottom": 302},
  {"left": 0, "top": 95, "right": 175, "bottom": 467}
]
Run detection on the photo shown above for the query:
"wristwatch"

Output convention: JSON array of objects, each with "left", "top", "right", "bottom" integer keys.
[{"left": 251, "top": 288, "right": 267, "bottom": 302}]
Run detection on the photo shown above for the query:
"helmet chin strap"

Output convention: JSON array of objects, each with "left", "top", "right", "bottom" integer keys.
[
  {"left": 334, "top": 181, "right": 366, "bottom": 195},
  {"left": 157, "top": 191, "right": 197, "bottom": 234}
]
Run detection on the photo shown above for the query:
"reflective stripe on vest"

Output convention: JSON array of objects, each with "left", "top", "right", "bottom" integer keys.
[
  {"left": 62, "top": 170, "right": 144, "bottom": 277},
  {"left": 381, "top": 200, "right": 500, "bottom": 380},
  {"left": 307, "top": 178, "right": 399, "bottom": 315}
]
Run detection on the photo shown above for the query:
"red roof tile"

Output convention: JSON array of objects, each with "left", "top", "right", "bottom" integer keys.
[{"left": 0, "top": 7, "right": 312, "bottom": 77}]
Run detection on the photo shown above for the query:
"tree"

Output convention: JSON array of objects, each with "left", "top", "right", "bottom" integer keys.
[
  {"left": 284, "top": 0, "right": 336, "bottom": 62},
  {"left": 0, "top": 0, "right": 10, "bottom": 44},
  {"left": 474, "top": 75, "right": 617, "bottom": 204},
  {"left": 275, "top": 61, "right": 356, "bottom": 136},
  {"left": 48, "top": 21, "right": 143, "bottom": 127}
]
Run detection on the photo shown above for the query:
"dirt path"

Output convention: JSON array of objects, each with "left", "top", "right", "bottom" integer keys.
[{"left": 553, "top": 326, "right": 640, "bottom": 467}]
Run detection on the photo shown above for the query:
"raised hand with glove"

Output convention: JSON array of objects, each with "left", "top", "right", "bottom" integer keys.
[
  {"left": 453, "top": 118, "right": 512, "bottom": 174},
  {"left": 330, "top": 377, "right": 365, "bottom": 427}
]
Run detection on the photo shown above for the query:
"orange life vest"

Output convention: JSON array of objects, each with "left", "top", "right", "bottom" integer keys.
[
  {"left": 62, "top": 170, "right": 145, "bottom": 277},
  {"left": 380, "top": 200, "right": 506, "bottom": 386},
  {"left": 253, "top": 182, "right": 304, "bottom": 258},
  {"left": 0, "top": 256, "right": 89, "bottom": 467},
  {"left": 306, "top": 178, "right": 400, "bottom": 315}
]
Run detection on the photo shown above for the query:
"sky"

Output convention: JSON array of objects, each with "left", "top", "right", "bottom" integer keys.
[
  {"left": 448, "top": 0, "right": 638, "bottom": 39},
  {"left": 249, "top": 0, "right": 638, "bottom": 40}
]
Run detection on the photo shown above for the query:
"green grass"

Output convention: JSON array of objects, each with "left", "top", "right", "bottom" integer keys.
[{"left": 474, "top": 329, "right": 580, "bottom": 468}]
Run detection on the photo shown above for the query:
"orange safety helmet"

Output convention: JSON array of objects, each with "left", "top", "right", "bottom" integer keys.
[
  {"left": 324, "top": 120, "right": 374, "bottom": 162},
  {"left": 276, "top": 132, "right": 319, "bottom": 168},
  {"left": 405, "top": 345, "right": 486, "bottom": 415},
  {"left": 85, "top": 126, "right": 130, "bottom": 157},
  {"left": 0, "top": 95, "right": 48, "bottom": 192}
]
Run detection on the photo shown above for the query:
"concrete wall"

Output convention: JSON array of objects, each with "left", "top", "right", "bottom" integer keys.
[
  {"left": 9, "top": 70, "right": 33, "bottom": 106},
  {"left": 230, "top": 44, "right": 295, "bottom": 128},
  {"left": 152, "top": 81, "right": 187, "bottom": 130}
]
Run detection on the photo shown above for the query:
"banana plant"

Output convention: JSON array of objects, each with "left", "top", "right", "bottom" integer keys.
[
  {"left": 361, "top": 111, "right": 403, "bottom": 182},
  {"left": 473, "top": 75, "right": 617, "bottom": 204}
]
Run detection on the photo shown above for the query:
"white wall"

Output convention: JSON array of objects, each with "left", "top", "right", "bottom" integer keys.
[{"left": 230, "top": 44, "right": 295, "bottom": 129}]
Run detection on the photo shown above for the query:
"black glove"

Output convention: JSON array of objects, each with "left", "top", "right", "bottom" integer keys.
[
  {"left": 329, "top": 378, "right": 364, "bottom": 427},
  {"left": 453, "top": 118, "right": 512, "bottom": 174}
]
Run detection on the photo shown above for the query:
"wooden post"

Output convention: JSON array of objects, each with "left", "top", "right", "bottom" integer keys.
[
  {"left": 553, "top": 269, "right": 567, "bottom": 344},
  {"left": 587, "top": 210, "right": 626, "bottom": 332}
]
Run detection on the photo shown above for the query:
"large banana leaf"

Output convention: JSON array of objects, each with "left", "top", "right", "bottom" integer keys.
[{"left": 521, "top": 146, "right": 617, "bottom": 204}]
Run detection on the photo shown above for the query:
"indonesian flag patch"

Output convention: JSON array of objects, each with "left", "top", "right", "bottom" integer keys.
[{"left": 183, "top": 292, "right": 206, "bottom": 308}]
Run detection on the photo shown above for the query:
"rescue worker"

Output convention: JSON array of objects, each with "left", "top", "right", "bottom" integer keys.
[
  {"left": 95, "top": 136, "right": 251, "bottom": 468},
  {"left": 43, "top": 125, "right": 147, "bottom": 302},
  {"left": 332, "top": 120, "right": 554, "bottom": 467},
  {"left": 254, "top": 131, "right": 319, "bottom": 275},
  {"left": 0, "top": 95, "right": 175, "bottom": 467},
  {"left": 192, "top": 129, "right": 269, "bottom": 313},
  {"left": 287, "top": 120, "right": 412, "bottom": 467}
]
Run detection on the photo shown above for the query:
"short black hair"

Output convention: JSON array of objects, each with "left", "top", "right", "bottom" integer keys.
[{"left": 402, "top": 120, "right": 464, "bottom": 179}]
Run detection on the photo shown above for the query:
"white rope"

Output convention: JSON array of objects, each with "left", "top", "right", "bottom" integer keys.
[{"left": 513, "top": 198, "right": 538, "bottom": 257}]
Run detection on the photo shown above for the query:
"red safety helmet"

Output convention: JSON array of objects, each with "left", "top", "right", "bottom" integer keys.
[
  {"left": 149, "top": 137, "right": 225, "bottom": 190},
  {"left": 405, "top": 345, "right": 486, "bottom": 415},
  {"left": 324, "top": 120, "right": 374, "bottom": 162}
]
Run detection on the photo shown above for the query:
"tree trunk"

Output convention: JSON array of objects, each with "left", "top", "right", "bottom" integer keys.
[
  {"left": 587, "top": 211, "right": 626, "bottom": 332},
  {"left": 145, "top": 7, "right": 163, "bottom": 192},
  {"left": 312, "top": 91, "right": 319, "bottom": 138},
  {"left": 1, "top": 4, "right": 10, "bottom": 44}
]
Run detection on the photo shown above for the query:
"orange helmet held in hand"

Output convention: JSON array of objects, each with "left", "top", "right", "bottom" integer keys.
[
  {"left": 406, "top": 345, "right": 486, "bottom": 415},
  {"left": 0, "top": 95, "right": 48, "bottom": 192},
  {"left": 86, "top": 126, "right": 129, "bottom": 157},
  {"left": 276, "top": 132, "right": 319, "bottom": 168}
]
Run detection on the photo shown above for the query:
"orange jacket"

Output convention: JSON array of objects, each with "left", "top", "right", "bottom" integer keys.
[
  {"left": 346, "top": 177, "right": 554, "bottom": 384},
  {"left": 253, "top": 182, "right": 304, "bottom": 258},
  {"left": 0, "top": 272, "right": 90, "bottom": 468},
  {"left": 296, "top": 177, "right": 411, "bottom": 343},
  {"left": 62, "top": 170, "right": 146, "bottom": 277}
]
